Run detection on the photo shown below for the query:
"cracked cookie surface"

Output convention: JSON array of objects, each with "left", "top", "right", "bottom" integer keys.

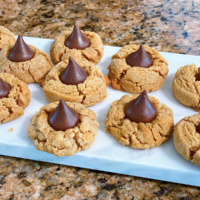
[
  {"left": 104, "top": 94, "right": 174, "bottom": 149},
  {"left": 172, "top": 63, "right": 200, "bottom": 111},
  {"left": 27, "top": 101, "right": 99, "bottom": 157},
  {"left": 0, "top": 44, "right": 53, "bottom": 86},
  {"left": 108, "top": 44, "right": 169, "bottom": 93},
  {"left": 173, "top": 113, "right": 200, "bottom": 166},
  {"left": 43, "top": 59, "right": 109, "bottom": 107},
  {"left": 0, "top": 26, "right": 16, "bottom": 51},
  {"left": 0, "top": 73, "right": 30, "bottom": 123},
  {"left": 50, "top": 30, "right": 104, "bottom": 64}
]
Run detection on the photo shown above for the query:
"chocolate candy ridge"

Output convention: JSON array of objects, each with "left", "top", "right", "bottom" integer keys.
[
  {"left": 60, "top": 57, "right": 88, "bottom": 85},
  {"left": 124, "top": 90, "right": 157, "bottom": 123},
  {"left": 48, "top": 99, "right": 80, "bottom": 131},
  {"left": 126, "top": 44, "right": 153, "bottom": 68},
  {"left": 64, "top": 23, "right": 90, "bottom": 50}
]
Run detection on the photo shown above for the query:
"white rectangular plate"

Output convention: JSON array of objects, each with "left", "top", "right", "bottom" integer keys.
[{"left": 0, "top": 36, "right": 200, "bottom": 187}]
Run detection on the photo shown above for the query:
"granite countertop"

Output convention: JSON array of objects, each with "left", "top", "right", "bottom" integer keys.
[{"left": 1, "top": 0, "right": 200, "bottom": 199}]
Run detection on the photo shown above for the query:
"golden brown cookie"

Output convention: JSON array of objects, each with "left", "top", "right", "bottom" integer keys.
[
  {"left": 27, "top": 101, "right": 99, "bottom": 157},
  {"left": 0, "top": 44, "right": 53, "bottom": 86},
  {"left": 172, "top": 63, "right": 200, "bottom": 111},
  {"left": 108, "top": 44, "right": 169, "bottom": 93},
  {"left": 0, "top": 26, "right": 16, "bottom": 50},
  {"left": 0, "top": 73, "right": 30, "bottom": 123},
  {"left": 43, "top": 59, "right": 109, "bottom": 107},
  {"left": 50, "top": 29, "right": 104, "bottom": 64},
  {"left": 104, "top": 94, "right": 174, "bottom": 149},
  {"left": 173, "top": 113, "right": 200, "bottom": 166}
]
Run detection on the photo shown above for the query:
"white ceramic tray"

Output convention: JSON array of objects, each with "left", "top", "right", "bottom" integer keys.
[{"left": 0, "top": 36, "right": 200, "bottom": 187}]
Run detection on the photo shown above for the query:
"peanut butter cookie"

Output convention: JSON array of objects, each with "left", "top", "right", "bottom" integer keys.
[
  {"left": 50, "top": 26, "right": 104, "bottom": 64},
  {"left": 27, "top": 101, "right": 98, "bottom": 157},
  {"left": 0, "top": 26, "right": 16, "bottom": 50},
  {"left": 172, "top": 63, "right": 200, "bottom": 111},
  {"left": 0, "top": 44, "right": 53, "bottom": 86},
  {"left": 173, "top": 113, "right": 200, "bottom": 166},
  {"left": 0, "top": 73, "right": 30, "bottom": 123},
  {"left": 43, "top": 59, "right": 109, "bottom": 107},
  {"left": 108, "top": 44, "right": 169, "bottom": 93},
  {"left": 104, "top": 94, "right": 174, "bottom": 149}
]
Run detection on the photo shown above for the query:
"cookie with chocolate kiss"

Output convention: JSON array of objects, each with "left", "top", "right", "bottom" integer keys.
[
  {"left": 0, "top": 77, "right": 10, "bottom": 98},
  {"left": 64, "top": 23, "right": 90, "bottom": 50},
  {"left": 60, "top": 57, "right": 87, "bottom": 85},
  {"left": 48, "top": 99, "right": 80, "bottom": 131},
  {"left": 8, "top": 35, "right": 35, "bottom": 62},
  {"left": 27, "top": 101, "right": 99, "bottom": 157},
  {"left": 50, "top": 24, "right": 104, "bottom": 64},
  {"left": 0, "top": 36, "right": 53, "bottom": 86},
  {"left": 124, "top": 90, "right": 157, "bottom": 123},
  {"left": 126, "top": 44, "right": 152, "bottom": 68},
  {"left": 173, "top": 113, "right": 200, "bottom": 166},
  {"left": 0, "top": 73, "right": 30, "bottom": 124},
  {"left": 104, "top": 93, "right": 174, "bottom": 149},
  {"left": 108, "top": 44, "right": 169, "bottom": 94}
]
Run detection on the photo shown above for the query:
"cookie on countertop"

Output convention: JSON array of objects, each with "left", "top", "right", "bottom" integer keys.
[
  {"left": 0, "top": 73, "right": 30, "bottom": 124},
  {"left": 173, "top": 113, "right": 200, "bottom": 166},
  {"left": 0, "top": 26, "right": 16, "bottom": 50},
  {"left": 172, "top": 63, "right": 200, "bottom": 111},
  {"left": 43, "top": 57, "right": 110, "bottom": 107},
  {"left": 104, "top": 91, "right": 174, "bottom": 149},
  {"left": 50, "top": 23, "right": 104, "bottom": 64},
  {"left": 0, "top": 35, "right": 53, "bottom": 86},
  {"left": 108, "top": 44, "right": 169, "bottom": 93},
  {"left": 27, "top": 100, "right": 99, "bottom": 157}
]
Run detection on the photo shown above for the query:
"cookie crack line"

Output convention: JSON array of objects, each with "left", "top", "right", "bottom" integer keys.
[{"left": 60, "top": 48, "right": 67, "bottom": 62}]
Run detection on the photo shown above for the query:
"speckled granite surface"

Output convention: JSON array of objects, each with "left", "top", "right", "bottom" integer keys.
[{"left": 1, "top": 0, "right": 200, "bottom": 199}]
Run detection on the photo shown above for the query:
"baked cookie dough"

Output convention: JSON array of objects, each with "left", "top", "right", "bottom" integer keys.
[
  {"left": 172, "top": 63, "right": 200, "bottom": 111},
  {"left": 0, "top": 73, "right": 30, "bottom": 123},
  {"left": 104, "top": 94, "right": 174, "bottom": 149},
  {"left": 50, "top": 29, "right": 104, "bottom": 64},
  {"left": 0, "top": 44, "right": 53, "bottom": 86},
  {"left": 27, "top": 101, "right": 99, "bottom": 157},
  {"left": 173, "top": 113, "right": 200, "bottom": 166},
  {"left": 43, "top": 59, "right": 110, "bottom": 107},
  {"left": 108, "top": 44, "right": 169, "bottom": 93},
  {"left": 0, "top": 26, "right": 16, "bottom": 50}
]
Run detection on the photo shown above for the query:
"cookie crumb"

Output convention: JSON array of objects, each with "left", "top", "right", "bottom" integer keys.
[{"left": 9, "top": 128, "right": 13, "bottom": 132}]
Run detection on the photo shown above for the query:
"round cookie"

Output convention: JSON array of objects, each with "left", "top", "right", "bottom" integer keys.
[
  {"left": 0, "top": 73, "right": 30, "bottom": 123},
  {"left": 43, "top": 59, "right": 110, "bottom": 107},
  {"left": 172, "top": 63, "right": 200, "bottom": 111},
  {"left": 50, "top": 28, "right": 104, "bottom": 65},
  {"left": 27, "top": 101, "right": 99, "bottom": 157},
  {"left": 104, "top": 94, "right": 174, "bottom": 149},
  {"left": 0, "top": 44, "right": 53, "bottom": 86},
  {"left": 0, "top": 26, "right": 16, "bottom": 50},
  {"left": 173, "top": 113, "right": 200, "bottom": 166},
  {"left": 108, "top": 44, "right": 169, "bottom": 93}
]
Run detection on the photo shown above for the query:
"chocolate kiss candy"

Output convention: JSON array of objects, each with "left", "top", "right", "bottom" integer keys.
[
  {"left": 196, "top": 124, "right": 200, "bottom": 134},
  {"left": 124, "top": 90, "right": 157, "bottom": 123},
  {"left": 195, "top": 73, "right": 200, "bottom": 81},
  {"left": 126, "top": 44, "right": 153, "bottom": 68},
  {"left": 64, "top": 23, "right": 90, "bottom": 50},
  {"left": 0, "top": 78, "right": 11, "bottom": 98},
  {"left": 48, "top": 99, "right": 80, "bottom": 131},
  {"left": 60, "top": 57, "right": 88, "bottom": 85},
  {"left": 8, "top": 35, "right": 35, "bottom": 62}
]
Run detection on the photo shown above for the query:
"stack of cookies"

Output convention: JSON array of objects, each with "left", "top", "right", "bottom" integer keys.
[{"left": 0, "top": 24, "right": 200, "bottom": 168}]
